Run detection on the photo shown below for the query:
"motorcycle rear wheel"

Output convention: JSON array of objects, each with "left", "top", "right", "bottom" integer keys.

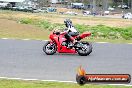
[{"left": 76, "top": 41, "right": 92, "bottom": 56}]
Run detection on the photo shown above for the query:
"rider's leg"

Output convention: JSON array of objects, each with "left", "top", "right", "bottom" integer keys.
[
  {"left": 64, "top": 33, "right": 74, "bottom": 48},
  {"left": 65, "top": 32, "right": 74, "bottom": 42},
  {"left": 64, "top": 33, "right": 78, "bottom": 48},
  {"left": 68, "top": 32, "right": 79, "bottom": 43}
]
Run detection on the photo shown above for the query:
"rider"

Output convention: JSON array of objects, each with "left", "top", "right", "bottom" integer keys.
[{"left": 64, "top": 19, "right": 79, "bottom": 47}]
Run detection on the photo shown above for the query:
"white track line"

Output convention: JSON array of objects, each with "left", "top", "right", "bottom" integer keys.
[
  {"left": 0, "top": 76, "right": 131, "bottom": 86},
  {"left": 22, "top": 39, "right": 30, "bottom": 40},
  {"left": 128, "top": 43, "right": 132, "bottom": 44},
  {"left": 0, "top": 38, "right": 48, "bottom": 41},
  {"left": 1, "top": 38, "right": 8, "bottom": 40},
  {"left": 1, "top": 38, "right": 132, "bottom": 44},
  {"left": 0, "top": 77, "right": 76, "bottom": 83},
  {"left": 96, "top": 42, "right": 109, "bottom": 44}
]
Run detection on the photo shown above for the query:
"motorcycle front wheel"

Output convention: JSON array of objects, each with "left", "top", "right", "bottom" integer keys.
[
  {"left": 43, "top": 41, "right": 57, "bottom": 55},
  {"left": 76, "top": 41, "right": 92, "bottom": 56}
]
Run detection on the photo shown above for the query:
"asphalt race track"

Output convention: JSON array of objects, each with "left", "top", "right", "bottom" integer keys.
[{"left": 0, "top": 39, "right": 132, "bottom": 84}]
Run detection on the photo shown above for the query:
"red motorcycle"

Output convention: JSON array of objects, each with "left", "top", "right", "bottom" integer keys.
[{"left": 43, "top": 31, "right": 92, "bottom": 56}]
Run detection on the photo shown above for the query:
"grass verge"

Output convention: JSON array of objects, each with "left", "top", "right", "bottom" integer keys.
[
  {"left": 19, "top": 18, "right": 132, "bottom": 40},
  {"left": 0, "top": 10, "right": 132, "bottom": 43},
  {"left": 0, "top": 79, "right": 131, "bottom": 88},
  {"left": 0, "top": 19, "right": 50, "bottom": 40},
  {"left": 0, "top": 18, "right": 132, "bottom": 43}
]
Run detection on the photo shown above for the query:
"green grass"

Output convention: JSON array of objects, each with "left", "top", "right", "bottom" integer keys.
[
  {"left": 19, "top": 18, "right": 65, "bottom": 31},
  {"left": 0, "top": 79, "right": 131, "bottom": 88},
  {"left": 0, "top": 10, "right": 132, "bottom": 43},
  {"left": 19, "top": 18, "right": 132, "bottom": 40},
  {"left": 75, "top": 24, "right": 132, "bottom": 40},
  {"left": 0, "top": 18, "right": 132, "bottom": 43}
]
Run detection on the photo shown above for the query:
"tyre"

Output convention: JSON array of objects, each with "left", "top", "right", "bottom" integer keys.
[
  {"left": 76, "top": 41, "right": 92, "bottom": 56},
  {"left": 43, "top": 41, "right": 57, "bottom": 55}
]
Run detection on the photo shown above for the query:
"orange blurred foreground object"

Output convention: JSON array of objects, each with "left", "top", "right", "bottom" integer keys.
[{"left": 78, "top": 66, "right": 86, "bottom": 76}]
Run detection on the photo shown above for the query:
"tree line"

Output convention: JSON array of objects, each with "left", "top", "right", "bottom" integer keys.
[{"left": 33, "top": 0, "right": 132, "bottom": 10}]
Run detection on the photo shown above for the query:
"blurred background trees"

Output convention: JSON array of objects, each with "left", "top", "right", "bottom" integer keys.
[{"left": 35, "top": 0, "right": 132, "bottom": 11}]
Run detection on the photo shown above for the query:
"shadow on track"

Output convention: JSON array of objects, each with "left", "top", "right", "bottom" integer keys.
[{"left": 42, "top": 53, "right": 93, "bottom": 57}]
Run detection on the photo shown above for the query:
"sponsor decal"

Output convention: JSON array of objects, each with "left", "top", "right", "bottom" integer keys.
[{"left": 76, "top": 66, "right": 131, "bottom": 85}]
